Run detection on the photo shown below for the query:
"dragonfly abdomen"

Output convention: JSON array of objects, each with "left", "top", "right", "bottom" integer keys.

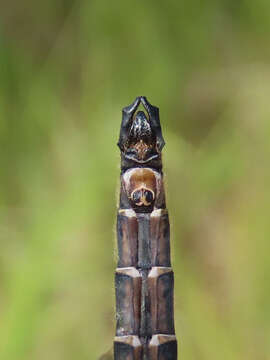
[{"left": 114, "top": 97, "right": 177, "bottom": 360}]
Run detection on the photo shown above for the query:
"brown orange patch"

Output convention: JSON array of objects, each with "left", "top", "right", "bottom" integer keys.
[
  {"left": 134, "top": 140, "right": 150, "bottom": 160},
  {"left": 129, "top": 168, "right": 157, "bottom": 194}
]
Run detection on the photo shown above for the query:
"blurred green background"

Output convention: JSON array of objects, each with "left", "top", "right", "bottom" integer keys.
[{"left": 0, "top": 1, "right": 269, "bottom": 359}]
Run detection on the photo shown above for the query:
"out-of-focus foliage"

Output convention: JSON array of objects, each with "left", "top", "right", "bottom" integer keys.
[{"left": 0, "top": 1, "right": 269, "bottom": 359}]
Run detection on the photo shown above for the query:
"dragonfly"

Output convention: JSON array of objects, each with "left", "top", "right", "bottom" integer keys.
[{"left": 113, "top": 96, "right": 178, "bottom": 360}]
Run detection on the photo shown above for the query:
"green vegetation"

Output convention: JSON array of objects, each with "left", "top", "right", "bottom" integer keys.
[{"left": 0, "top": 1, "right": 269, "bottom": 359}]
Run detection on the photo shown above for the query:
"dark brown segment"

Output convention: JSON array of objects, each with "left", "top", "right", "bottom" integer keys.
[
  {"left": 139, "top": 269, "right": 151, "bottom": 339},
  {"left": 149, "top": 335, "right": 177, "bottom": 360},
  {"left": 115, "top": 268, "right": 142, "bottom": 336},
  {"left": 148, "top": 267, "right": 175, "bottom": 335},
  {"left": 150, "top": 210, "right": 171, "bottom": 267},
  {"left": 114, "top": 336, "right": 143, "bottom": 360},
  {"left": 137, "top": 214, "right": 151, "bottom": 270},
  {"left": 117, "top": 210, "right": 138, "bottom": 267}
]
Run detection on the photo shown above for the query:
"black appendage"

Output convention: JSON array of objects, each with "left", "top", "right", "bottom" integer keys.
[
  {"left": 118, "top": 96, "right": 165, "bottom": 153},
  {"left": 140, "top": 96, "right": 165, "bottom": 151},
  {"left": 118, "top": 97, "right": 141, "bottom": 152}
]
